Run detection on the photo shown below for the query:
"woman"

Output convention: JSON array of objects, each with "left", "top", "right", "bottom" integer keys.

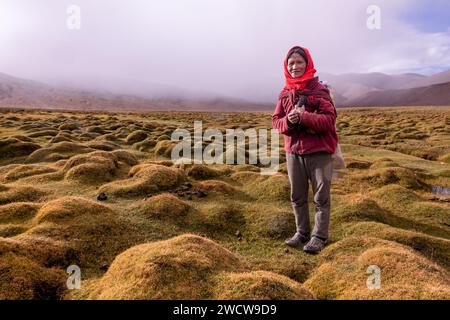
[{"left": 272, "top": 45, "right": 338, "bottom": 254}]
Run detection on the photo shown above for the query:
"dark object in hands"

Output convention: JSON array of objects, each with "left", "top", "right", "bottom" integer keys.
[
  {"left": 296, "top": 95, "right": 307, "bottom": 107},
  {"left": 306, "top": 128, "right": 318, "bottom": 134},
  {"left": 296, "top": 95, "right": 318, "bottom": 135}
]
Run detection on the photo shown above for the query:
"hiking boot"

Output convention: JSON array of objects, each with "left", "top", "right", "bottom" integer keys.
[
  {"left": 303, "top": 236, "right": 327, "bottom": 254},
  {"left": 284, "top": 232, "right": 310, "bottom": 247}
]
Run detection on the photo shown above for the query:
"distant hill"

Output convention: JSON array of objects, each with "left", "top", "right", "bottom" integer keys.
[
  {"left": 0, "top": 72, "right": 271, "bottom": 112},
  {"left": 319, "top": 70, "right": 450, "bottom": 106},
  {"left": 348, "top": 81, "right": 450, "bottom": 106}
]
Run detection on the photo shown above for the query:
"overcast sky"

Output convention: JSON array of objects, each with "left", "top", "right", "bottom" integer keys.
[{"left": 0, "top": 0, "right": 449, "bottom": 102}]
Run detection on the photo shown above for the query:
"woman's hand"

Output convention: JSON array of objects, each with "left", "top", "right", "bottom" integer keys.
[
  {"left": 287, "top": 109, "right": 300, "bottom": 124},
  {"left": 288, "top": 104, "right": 306, "bottom": 124},
  {"left": 296, "top": 105, "right": 306, "bottom": 117}
]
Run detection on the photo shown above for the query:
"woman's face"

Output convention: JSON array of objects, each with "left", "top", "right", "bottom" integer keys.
[{"left": 287, "top": 53, "right": 307, "bottom": 78}]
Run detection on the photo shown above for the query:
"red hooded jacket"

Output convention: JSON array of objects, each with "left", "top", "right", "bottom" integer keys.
[{"left": 272, "top": 46, "right": 338, "bottom": 155}]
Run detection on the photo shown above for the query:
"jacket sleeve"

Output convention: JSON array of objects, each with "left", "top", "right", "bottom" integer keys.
[
  {"left": 272, "top": 98, "right": 295, "bottom": 135},
  {"left": 298, "top": 97, "right": 336, "bottom": 132}
]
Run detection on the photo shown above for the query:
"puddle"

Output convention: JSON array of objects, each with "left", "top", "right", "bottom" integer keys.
[{"left": 431, "top": 185, "right": 450, "bottom": 195}]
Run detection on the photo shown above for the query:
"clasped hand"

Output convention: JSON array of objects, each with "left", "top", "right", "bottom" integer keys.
[{"left": 287, "top": 104, "right": 305, "bottom": 125}]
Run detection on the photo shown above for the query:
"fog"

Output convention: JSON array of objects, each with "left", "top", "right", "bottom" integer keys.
[{"left": 0, "top": 0, "right": 449, "bottom": 102}]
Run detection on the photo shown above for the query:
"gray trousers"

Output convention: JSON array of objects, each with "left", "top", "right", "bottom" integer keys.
[{"left": 286, "top": 151, "right": 333, "bottom": 240}]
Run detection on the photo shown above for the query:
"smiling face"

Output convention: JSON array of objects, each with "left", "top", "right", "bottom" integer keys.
[{"left": 287, "top": 53, "right": 307, "bottom": 78}]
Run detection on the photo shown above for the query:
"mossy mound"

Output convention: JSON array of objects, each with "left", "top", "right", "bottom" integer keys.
[
  {"left": 134, "top": 193, "right": 191, "bottom": 220},
  {"left": 62, "top": 151, "right": 119, "bottom": 184},
  {"left": 84, "top": 140, "right": 121, "bottom": 152},
  {"left": 230, "top": 171, "right": 260, "bottom": 184},
  {"left": 232, "top": 171, "right": 291, "bottom": 202},
  {"left": 345, "top": 158, "right": 372, "bottom": 169},
  {"left": 247, "top": 255, "right": 315, "bottom": 284},
  {"left": 352, "top": 167, "right": 428, "bottom": 190},
  {"left": 331, "top": 189, "right": 448, "bottom": 239},
  {"left": 246, "top": 174, "right": 290, "bottom": 202},
  {"left": 244, "top": 204, "right": 295, "bottom": 239},
  {"left": 0, "top": 138, "right": 41, "bottom": 160},
  {"left": 133, "top": 137, "right": 157, "bottom": 152},
  {"left": 0, "top": 224, "right": 27, "bottom": 237},
  {"left": 28, "top": 196, "right": 133, "bottom": 271},
  {"left": 6, "top": 135, "right": 33, "bottom": 143},
  {"left": 370, "top": 158, "right": 401, "bottom": 169},
  {"left": 110, "top": 149, "right": 139, "bottom": 166},
  {"left": 35, "top": 196, "right": 114, "bottom": 223},
  {"left": 195, "top": 180, "right": 237, "bottom": 195},
  {"left": 156, "top": 134, "right": 171, "bottom": 141},
  {"left": 0, "top": 184, "right": 48, "bottom": 205},
  {"left": 99, "top": 164, "right": 184, "bottom": 198},
  {"left": 332, "top": 194, "right": 395, "bottom": 225},
  {"left": 304, "top": 237, "right": 450, "bottom": 299},
  {"left": 0, "top": 252, "right": 66, "bottom": 300},
  {"left": 232, "top": 164, "right": 261, "bottom": 172},
  {"left": 438, "top": 152, "right": 450, "bottom": 164},
  {"left": 186, "top": 165, "right": 225, "bottom": 180},
  {"left": 95, "top": 133, "right": 121, "bottom": 142},
  {"left": 154, "top": 140, "right": 178, "bottom": 157},
  {"left": 25, "top": 142, "right": 94, "bottom": 164},
  {"left": 0, "top": 235, "right": 79, "bottom": 268},
  {"left": 0, "top": 202, "right": 41, "bottom": 224},
  {"left": 28, "top": 130, "right": 59, "bottom": 138},
  {"left": 0, "top": 164, "right": 56, "bottom": 183},
  {"left": 0, "top": 164, "right": 19, "bottom": 179},
  {"left": 367, "top": 184, "right": 422, "bottom": 205},
  {"left": 212, "top": 271, "right": 314, "bottom": 300},
  {"left": 72, "top": 234, "right": 244, "bottom": 299},
  {"left": 191, "top": 202, "right": 245, "bottom": 234},
  {"left": 86, "top": 126, "right": 106, "bottom": 134},
  {"left": 126, "top": 130, "right": 148, "bottom": 144},
  {"left": 367, "top": 184, "right": 450, "bottom": 239},
  {"left": 58, "top": 122, "right": 80, "bottom": 131},
  {"left": 344, "top": 221, "right": 450, "bottom": 269},
  {"left": 49, "top": 133, "right": 75, "bottom": 144}
]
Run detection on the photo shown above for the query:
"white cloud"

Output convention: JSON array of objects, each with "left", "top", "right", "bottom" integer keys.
[
  {"left": 363, "top": 18, "right": 450, "bottom": 74},
  {"left": 0, "top": 0, "right": 448, "bottom": 102}
]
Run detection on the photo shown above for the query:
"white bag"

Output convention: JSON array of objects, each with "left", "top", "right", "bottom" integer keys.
[
  {"left": 321, "top": 80, "right": 346, "bottom": 173},
  {"left": 332, "top": 142, "right": 346, "bottom": 170}
]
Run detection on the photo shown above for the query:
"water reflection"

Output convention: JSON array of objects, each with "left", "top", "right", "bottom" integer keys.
[{"left": 431, "top": 185, "right": 450, "bottom": 195}]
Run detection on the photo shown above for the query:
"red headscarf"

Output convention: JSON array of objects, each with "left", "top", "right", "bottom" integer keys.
[
  {"left": 278, "top": 45, "right": 334, "bottom": 112},
  {"left": 283, "top": 45, "right": 317, "bottom": 91}
]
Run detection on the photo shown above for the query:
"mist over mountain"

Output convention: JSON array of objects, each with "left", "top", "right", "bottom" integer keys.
[
  {"left": 318, "top": 70, "right": 450, "bottom": 106},
  {"left": 1, "top": 70, "right": 449, "bottom": 111},
  {"left": 0, "top": 72, "right": 272, "bottom": 111}
]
